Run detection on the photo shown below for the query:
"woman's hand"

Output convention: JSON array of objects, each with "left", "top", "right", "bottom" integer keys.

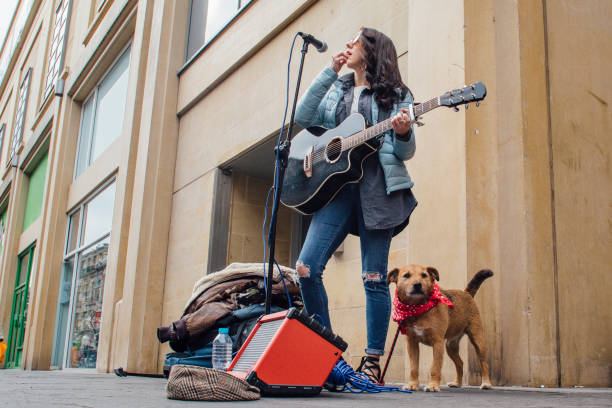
[
  {"left": 331, "top": 51, "right": 349, "bottom": 73},
  {"left": 391, "top": 108, "right": 412, "bottom": 135}
]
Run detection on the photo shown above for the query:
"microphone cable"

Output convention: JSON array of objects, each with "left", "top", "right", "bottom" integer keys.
[{"left": 261, "top": 32, "right": 301, "bottom": 304}]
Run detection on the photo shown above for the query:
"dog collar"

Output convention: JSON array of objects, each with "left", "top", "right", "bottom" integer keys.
[{"left": 392, "top": 283, "right": 454, "bottom": 334}]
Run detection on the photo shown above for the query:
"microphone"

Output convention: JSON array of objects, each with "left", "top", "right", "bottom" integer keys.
[{"left": 298, "top": 32, "right": 328, "bottom": 53}]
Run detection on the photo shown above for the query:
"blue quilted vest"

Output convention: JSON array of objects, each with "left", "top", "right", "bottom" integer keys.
[{"left": 295, "top": 67, "right": 416, "bottom": 194}]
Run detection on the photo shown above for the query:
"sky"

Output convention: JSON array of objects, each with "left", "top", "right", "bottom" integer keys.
[{"left": 0, "top": 0, "right": 20, "bottom": 50}]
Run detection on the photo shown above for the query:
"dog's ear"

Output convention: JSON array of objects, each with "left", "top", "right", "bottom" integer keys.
[
  {"left": 426, "top": 267, "right": 439, "bottom": 281},
  {"left": 387, "top": 268, "right": 399, "bottom": 285}
]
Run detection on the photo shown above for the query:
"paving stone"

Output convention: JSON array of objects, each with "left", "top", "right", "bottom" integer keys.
[{"left": 1, "top": 369, "right": 610, "bottom": 408}]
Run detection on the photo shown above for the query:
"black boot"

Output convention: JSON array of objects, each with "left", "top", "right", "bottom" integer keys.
[{"left": 356, "top": 355, "right": 381, "bottom": 384}]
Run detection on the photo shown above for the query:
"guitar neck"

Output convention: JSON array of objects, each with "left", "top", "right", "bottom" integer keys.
[{"left": 343, "top": 97, "right": 440, "bottom": 149}]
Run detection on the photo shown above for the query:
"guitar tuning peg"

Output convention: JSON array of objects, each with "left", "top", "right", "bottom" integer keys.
[
  {"left": 465, "top": 104, "right": 469, "bottom": 110},
  {"left": 476, "top": 101, "right": 480, "bottom": 107},
  {"left": 416, "top": 120, "right": 425, "bottom": 127},
  {"left": 453, "top": 106, "right": 460, "bottom": 112}
]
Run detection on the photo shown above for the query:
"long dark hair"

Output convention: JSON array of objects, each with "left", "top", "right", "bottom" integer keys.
[{"left": 359, "top": 27, "right": 412, "bottom": 111}]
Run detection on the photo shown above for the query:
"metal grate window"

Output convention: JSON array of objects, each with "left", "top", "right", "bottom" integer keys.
[
  {"left": 43, "top": 0, "right": 71, "bottom": 101},
  {"left": 10, "top": 68, "right": 32, "bottom": 165}
]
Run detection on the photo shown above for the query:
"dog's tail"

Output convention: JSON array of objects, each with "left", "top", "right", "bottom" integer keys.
[{"left": 465, "top": 269, "right": 494, "bottom": 297}]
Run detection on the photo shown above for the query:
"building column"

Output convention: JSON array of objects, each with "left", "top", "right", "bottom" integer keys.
[
  {"left": 21, "top": 97, "right": 73, "bottom": 370},
  {"left": 111, "top": 0, "right": 187, "bottom": 374},
  {"left": 465, "top": 0, "right": 559, "bottom": 386}
]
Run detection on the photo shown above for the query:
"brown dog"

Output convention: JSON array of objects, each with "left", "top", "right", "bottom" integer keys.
[{"left": 387, "top": 265, "right": 493, "bottom": 392}]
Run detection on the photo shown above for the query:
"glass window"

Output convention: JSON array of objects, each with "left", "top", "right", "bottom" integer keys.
[
  {"left": 10, "top": 68, "right": 32, "bottom": 165},
  {"left": 51, "top": 181, "right": 116, "bottom": 369},
  {"left": 0, "top": 124, "right": 5, "bottom": 165},
  {"left": 0, "top": 208, "right": 7, "bottom": 257},
  {"left": 66, "top": 209, "right": 80, "bottom": 253},
  {"left": 74, "top": 95, "right": 94, "bottom": 177},
  {"left": 22, "top": 153, "right": 49, "bottom": 232},
  {"left": 81, "top": 183, "right": 117, "bottom": 246},
  {"left": 67, "top": 237, "right": 109, "bottom": 368},
  {"left": 18, "top": 252, "right": 29, "bottom": 286},
  {"left": 50, "top": 257, "right": 74, "bottom": 368},
  {"left": 43, "top": 0, "right": 71, "bottom": 101},
  {"left": 89, "top": 50, "right": 130, "bottom": 162},
  {"left": 81, "top": 182, "right": 116, "bottom": 247},
  {"left": 74, "top": 47, "right": 130, "bottom": 178},
  {"left": 0, "top": 0, "right": 35, "bottom": 84},
  {"left": 186, "top": 0, "right": 251, "bottom": 60}
]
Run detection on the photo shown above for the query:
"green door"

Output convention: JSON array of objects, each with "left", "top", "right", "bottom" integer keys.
[{"left": 6, "top": 245, "right": 35, "bottom": 368}]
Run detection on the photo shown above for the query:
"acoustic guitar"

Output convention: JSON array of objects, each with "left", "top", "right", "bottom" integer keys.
[{"left": 280, "top": 82, "right": 487, "bottom": 214}]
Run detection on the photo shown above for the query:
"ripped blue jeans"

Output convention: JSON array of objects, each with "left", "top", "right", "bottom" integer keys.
[{"left": 296, "top": 183, "right": 393, "bottom": 356}]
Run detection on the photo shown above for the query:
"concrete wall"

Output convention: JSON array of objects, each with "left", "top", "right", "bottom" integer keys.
[
  {"left": 545, "top": 0, "right": 612, "bottom": 387},
  {"left": 227, "top": 172, "right": 292, "bottom": 266},
  {"left": 464, "top": 0, "right": 611, "bottom": 387}
]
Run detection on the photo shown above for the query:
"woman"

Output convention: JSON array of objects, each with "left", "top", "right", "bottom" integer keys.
[{"left": 294, "top": 27, "right": 418, "bottom": 383}]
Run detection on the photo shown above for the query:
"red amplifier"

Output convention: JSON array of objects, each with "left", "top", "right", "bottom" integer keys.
[{"left": 228, "top": 308, "right": 347, "bottom": 396}]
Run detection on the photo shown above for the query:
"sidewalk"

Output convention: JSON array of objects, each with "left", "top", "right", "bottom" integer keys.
[{"left": 1, "top": 369, "right": 610, "bottom": 408}]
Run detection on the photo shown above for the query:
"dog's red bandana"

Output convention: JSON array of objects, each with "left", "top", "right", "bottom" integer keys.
[{"left": 392, "top": 283, "right": 454, "bottom": 334}]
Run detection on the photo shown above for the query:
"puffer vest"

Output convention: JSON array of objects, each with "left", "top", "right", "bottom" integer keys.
[{"left": 294, "top": 66, "right": 416, "bottom": 194}]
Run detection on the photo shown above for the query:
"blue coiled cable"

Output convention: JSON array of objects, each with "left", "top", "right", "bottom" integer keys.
[{"left": 326, "top": 359, "right": 412, "bottom": 394}]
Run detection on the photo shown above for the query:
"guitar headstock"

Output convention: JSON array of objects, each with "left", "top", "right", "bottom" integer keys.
[{"left": 439, "top": 82, "right": 487, "bottom": 108}]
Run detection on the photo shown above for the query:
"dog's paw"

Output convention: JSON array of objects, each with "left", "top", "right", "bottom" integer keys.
[
  {"left": 424, "top": 383, "right": 440, "bottom": 392},
  {"left": 447, "top": 381, "right": 461, "bottom": 388},
  {"left": 403, "top": 382, "right": 419, "bottom": 391},
  {"left": 480, "top": 382, "right": 492, "bottom": 390}
]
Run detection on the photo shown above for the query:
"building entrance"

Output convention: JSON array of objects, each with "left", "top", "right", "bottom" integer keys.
[
  {"left": 6, "top": 245, "right": 35, "bottom": 368},
  {"left": 214, "top": 133, "right": 310, "bottom": 272}
]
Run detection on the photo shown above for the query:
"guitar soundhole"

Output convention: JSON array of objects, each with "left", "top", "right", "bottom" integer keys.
[{"left": 325, "top": 137, "right": 343, "bottom": 163}]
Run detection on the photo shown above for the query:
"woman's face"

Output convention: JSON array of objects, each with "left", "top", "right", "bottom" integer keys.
[{"left": 345, "top": 31, "right": 366, "bottom": 71}]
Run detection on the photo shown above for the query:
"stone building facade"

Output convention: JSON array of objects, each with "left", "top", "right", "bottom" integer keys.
[{"left": 0, "top": 0, "right": 609, "bottom": 387}]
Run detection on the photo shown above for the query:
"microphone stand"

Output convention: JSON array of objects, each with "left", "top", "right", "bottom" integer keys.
[{"left": 264, "top": 37, "right": 311, "bottom": 315}]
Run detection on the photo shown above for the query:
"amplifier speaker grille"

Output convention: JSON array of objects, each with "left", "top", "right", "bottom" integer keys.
[{"left": 232, "top": 319, "right": 283, "bottom": 372}]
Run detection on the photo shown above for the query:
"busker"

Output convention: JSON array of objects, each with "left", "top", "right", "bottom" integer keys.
[{"left": 293, "top": 27, "right": 418, "bottom": 384}]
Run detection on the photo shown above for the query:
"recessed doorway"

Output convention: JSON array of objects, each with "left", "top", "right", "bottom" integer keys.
[{"left": 207, "top": 132, "right": 310, "bottom": 273}]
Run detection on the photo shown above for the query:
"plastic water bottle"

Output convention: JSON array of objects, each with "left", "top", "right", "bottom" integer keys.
[{"left": 212, "top": 328, "right": 232, "bottom": 371}]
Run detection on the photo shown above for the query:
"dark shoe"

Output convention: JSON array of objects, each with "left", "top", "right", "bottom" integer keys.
[{"left": 356, "top": 355, "right": 381, "bottom": 384}]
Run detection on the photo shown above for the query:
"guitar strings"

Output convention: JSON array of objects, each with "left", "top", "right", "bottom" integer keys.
[
  {"left": 310, "top": 124, "right": 388, "bottom": 164},
  {"left": 306, "top": 102, "right": 436, "bottom": 165},
  {"left": 304, "top": 97, "right": 458, "bottom": 167},
  {"left": 310, "top": 121, "right": 392, "bottom": 164}
]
